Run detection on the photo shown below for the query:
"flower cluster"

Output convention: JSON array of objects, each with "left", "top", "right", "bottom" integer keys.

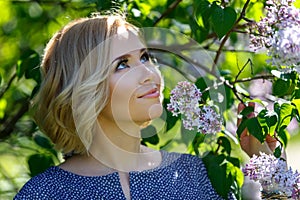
[
  {"left": 167, "top": 81, "right": 223, "bottom": 134},
  {"left": 243, "top": 152, "right": 300, "bottom": 199},
  {"left": 249, "top": 0, "right": 300, "bottom": 71}
]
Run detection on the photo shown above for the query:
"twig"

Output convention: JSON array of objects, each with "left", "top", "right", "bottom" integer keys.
[
  {"left": 153, "top": 0, "right": 183, "bottom": 26},
  {"left": 234, "top": 58, "right": 253, "bottom": 82},
  {"left": 0, "top": 100, "right": 29, "bottom": 140},
  {"left": 234, "top": 75, "right": 275, "bottom": 83},
  {"left": 211, "top": 0, "right": 251, "bottom": 73},
  {"left": 0, "top": 73, "right": 17, "bottom": 100}
]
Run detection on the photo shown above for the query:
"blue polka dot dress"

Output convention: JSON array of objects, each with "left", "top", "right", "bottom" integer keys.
[{"left": 14, "top": 151, "right": 235, "bottom": 199}]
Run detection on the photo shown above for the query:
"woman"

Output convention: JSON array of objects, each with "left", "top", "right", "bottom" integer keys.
[{"left": 14, "top": 14, "right": 274, "bottom": 199}]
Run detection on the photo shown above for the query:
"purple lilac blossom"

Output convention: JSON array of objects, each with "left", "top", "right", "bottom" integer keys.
[
  {"left": 243, "top": 152, "right": 300, "bottom": 199},
  {"left": 167, "top": 81, "right": 223, "bottom": 134},
  {"left": 249, "top": 0, "right": 300, "bottom": 72}
]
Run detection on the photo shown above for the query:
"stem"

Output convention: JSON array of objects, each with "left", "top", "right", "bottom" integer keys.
[
  {"left": 0, "top": 73, "right": 17, "bottom": 100},
  {"left": 234, "top": 59, "right": 253, "bottom": 82},
  {"left": 0, "top": 99, "right": 29, "bottom": 140},
  {"left": 153, "top": 0, "right": 183, "bottom": 26},
  {"left": 211, "top": 0, "right": 251, "bottom": 73}
]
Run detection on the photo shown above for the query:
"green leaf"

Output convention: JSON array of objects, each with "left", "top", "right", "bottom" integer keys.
[
  {"left": 162, "top": 99, "right": 179, "bottom": 131},
  {"left": 278, "top": 126, "right": 289, "bottom": 147},
  {"left": 226, "top": 156, "right": 240, "bottom": 168},
  {"left": 28, "top": 154, "right": 54, "bottom": 177},
  {"left": 247, "top": 117, "right": 265, "bottom": 143},
  {"left": 16, "top": 49, "right": 41, "bottom": 82},
  {"left": 141, "top": 125, "right": 159, "bottom": 145},
  {"left": 224, "top": 84, "right": 234, "bottom": 109},
  {"left": 292, "top": 99, "right": 300, "bottom": 115},
  {"left": 202, "top": 152, "right": 231, "bottom": 199},
  {"left": 272, "top": 78, "right": 294, "bottom": 96},
  {"left": 190, "top": 16, "right": 209, "bottom": 43},
  {"left": 211, "top": 5, "right": 237, "bottom": 39},
  {"left": 236, "top": 118, "right": 248, "bottom": 140},
  {"left": 193, "top": 0, "right": 211, "bottom": 28},
  {"left": 239, "top": 105, "right": 254, "bottom": 117},
  {"left": 279, "top": 103, "right": 293, "bottom": 128},
  {"left": 274, "top": 146, "right": 282, "bottom": 158},
  {"left": 218, "top": 136, "right": 231, "bottom": 155},
  {"left": 257, "top": 109, "right": 278, "bottom": 136},
  {"left": 195, "top": 77, "right": 210, "bottom": 101},
  {"left": 237, "top": 117, "right": 265, "bottom": 143},
  {"left": 33, "top": 134, "right": 53, "bottom": 149}
]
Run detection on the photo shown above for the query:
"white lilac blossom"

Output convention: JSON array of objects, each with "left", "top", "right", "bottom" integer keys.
[
  {"left": 167, "top": 81, "right": 223, "bottom": 134},
  {"left": 243, "top": 152, "right": 300, "bottom": 199},
  {"left": 249, "top": 0, "right": 300, "bottom": 71}
]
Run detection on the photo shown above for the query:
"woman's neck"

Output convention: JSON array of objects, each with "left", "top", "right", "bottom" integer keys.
[{"left": 88, "top": 116, "right": 143, "bottom": 172}]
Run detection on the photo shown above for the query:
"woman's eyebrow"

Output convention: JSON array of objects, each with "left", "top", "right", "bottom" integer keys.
[{"left": 111, "top": 48, "right": 147, "bottom": 64}]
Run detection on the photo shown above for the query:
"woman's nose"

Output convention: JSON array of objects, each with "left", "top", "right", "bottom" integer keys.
[{"left": 138, "top": 64, "right": 156, "bottom": 84}]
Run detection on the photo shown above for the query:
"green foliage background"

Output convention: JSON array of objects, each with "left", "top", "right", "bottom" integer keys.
[{"left": 0, "top": 0, "right": 299, "bottom": 199}]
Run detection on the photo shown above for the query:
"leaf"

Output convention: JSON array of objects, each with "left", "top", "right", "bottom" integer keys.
[
  {"left": 193, "top": 0, "right": 211, "bottom": 28},
  {"left": 272, "top": 78, "right": 294, "bottom": 96},
  {"left": 239, "top": 106, "right": 254, "bottom": 117},
  {"left": 218, "top": 136, "right": 231, "bottom": 155},
  {"left": 202, "top": 152, "right": 230, "bottom": 199},
  {"left": 274, "top": 146, "right": 282, "bottom": 158},
  {"left": 211, "top": 4, "right": 237, "bottom": 39},
  {"left": 162, "top": 99, "right": 179, "bottom": 131},
  {"left": 237, "top": 117, "right": 265, "bottom": 143},
  {"left": 279, "top": 103, "right": 293, "bottom": 128},
  {"left": 28, "top": 154, "right": 54, "bottom": 177},
  {"left": 225, "top": 162, "right": 243, "bottom": 188},
  {"left": 257, "top": 109, "right": 278, "bottom": 136},
  {"left": 33, "top": 134, "right": 53, "bottom": 149},
  {"left": 278, "top": 125, "right": 289, "bottom": 147},
  {"left": 16, "top": 49, "right": 41, "bottom": 83},
  {"left": 195, "top": 77, "right": 210, "bottom": 101},
  {"left": 246, "top": 117, "right": 265, "bottom": 143},
  {"left": 292, "top": 99, "right": 300, "bottom": 115},
  {"left": 226, "top": 157, "right": 240, "bottom": 168},
  {"left": 236, "top": 118, "right": 248, "bottom": 140}
]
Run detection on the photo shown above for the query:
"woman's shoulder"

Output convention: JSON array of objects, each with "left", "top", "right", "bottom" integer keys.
[
  {"left": 14, "top": 166, "right": 60, "bottom": 199},
  {"left": 161, "top": 150, "right": 205, "bottom": 168}
]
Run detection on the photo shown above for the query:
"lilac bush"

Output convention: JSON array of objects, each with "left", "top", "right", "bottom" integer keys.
[
  {"left": 243, "top": 152, "right": 300, "bottom": 199},
  {"left": 167, "top": 81, "right": 223, "bottom": 134},
  {"left": 249, "top": 0, "right": 300, "bottom": 71}
]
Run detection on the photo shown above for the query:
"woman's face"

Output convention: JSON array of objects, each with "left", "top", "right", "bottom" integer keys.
[{"left": 100, "top": 28, "right": 163, "bottom": 126}]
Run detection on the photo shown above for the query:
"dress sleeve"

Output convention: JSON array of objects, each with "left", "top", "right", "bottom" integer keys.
[{"left": 14, "top": 178, "right": 51, "bottom": 200}]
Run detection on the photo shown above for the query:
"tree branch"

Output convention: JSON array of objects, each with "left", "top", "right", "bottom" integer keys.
[
  {"left": 0, "top": 100, "right": 29, "bottom": 140},
  {"left": 0, "top": 73, "right": 17, "bottom": 100},
  {"left": 234, "top": 74, "right": 275, "bottom": 83},
  {"left": 153, "top": 0, "right": 183, "bottom": 26},
  {"left": 211, "top": 0, "right": 251, "bottom": 73}
]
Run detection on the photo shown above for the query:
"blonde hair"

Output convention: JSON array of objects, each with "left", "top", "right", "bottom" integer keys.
[{"left": 35, "top": 14, "right": 139, "bottom": 154}]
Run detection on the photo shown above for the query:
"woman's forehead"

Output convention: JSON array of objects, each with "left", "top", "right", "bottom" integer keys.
[{"left": 109, "top": 28, "right": 146, "bottom": 62}]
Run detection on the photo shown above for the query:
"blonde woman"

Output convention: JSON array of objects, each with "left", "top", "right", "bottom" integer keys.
[{"left": 14, "top": 14, "right": 275, "bottom": 199}]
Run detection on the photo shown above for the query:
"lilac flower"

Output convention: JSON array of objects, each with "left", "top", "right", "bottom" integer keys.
[
  {"left": 249, "top": 0, "right": 300, "bottom": 71},
  {"left": 243, "top": 152, "right": 300, "bottom": 199},
  {"left": 167, "top": 81, "right": 223, "bottom": 134}
]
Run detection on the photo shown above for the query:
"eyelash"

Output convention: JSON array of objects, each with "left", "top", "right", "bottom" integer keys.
[{"left": 115, "top": 52, "right": 155, "bottom": 72}]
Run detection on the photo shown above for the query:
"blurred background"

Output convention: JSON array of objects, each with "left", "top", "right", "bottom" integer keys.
[{"left": 0, "top": 0, "right": 299, "bottom": 199}]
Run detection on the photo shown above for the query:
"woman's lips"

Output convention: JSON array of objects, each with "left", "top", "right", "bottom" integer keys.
[{"left": 138, "top": 88, "right": 160, "bottom": 98}]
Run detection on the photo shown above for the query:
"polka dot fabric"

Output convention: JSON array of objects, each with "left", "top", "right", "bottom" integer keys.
[{"left": 14, "top": 151, "right": 235, "bottom": 199}]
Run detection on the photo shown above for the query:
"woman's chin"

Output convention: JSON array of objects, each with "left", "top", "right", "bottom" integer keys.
[{"left": 148, "top": 103, "right": 163, "bottom": 120}]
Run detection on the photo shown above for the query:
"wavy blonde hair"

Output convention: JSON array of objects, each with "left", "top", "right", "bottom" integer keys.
[{"left": 35, "top": 14, "right": 139, "bottom": 154}]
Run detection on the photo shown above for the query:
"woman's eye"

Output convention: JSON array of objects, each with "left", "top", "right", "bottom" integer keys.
[
  {"left": 115, "top": 59, "right": 129, "bottom": 71},
  {"left": 140, "top": 52, "right": 150, "bottom": 64}
]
